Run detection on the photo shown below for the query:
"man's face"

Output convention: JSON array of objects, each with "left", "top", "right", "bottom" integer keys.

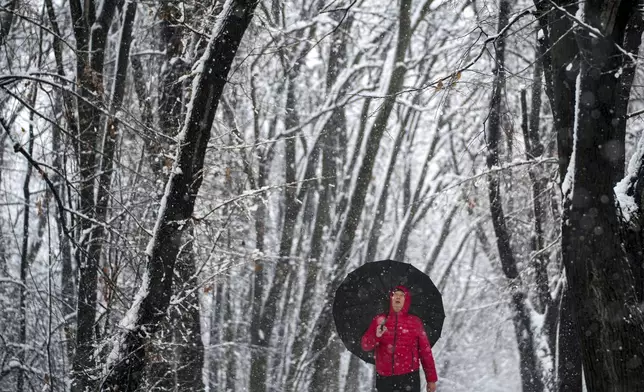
[{"left": 391, "top": 290, "right": 405, "bottom": 312}]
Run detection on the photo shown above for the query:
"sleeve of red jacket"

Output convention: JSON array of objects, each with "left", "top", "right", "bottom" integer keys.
[
  {"left": 417, "top": 320, "right": 438, "bottom": 382},
  {"left": 361, "top": 316, "right": 381, "bottom": 351}
]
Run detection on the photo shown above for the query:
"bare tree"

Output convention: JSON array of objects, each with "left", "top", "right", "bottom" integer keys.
[{"left": 101, "top": 0, "right": 259, "bottom": 389}]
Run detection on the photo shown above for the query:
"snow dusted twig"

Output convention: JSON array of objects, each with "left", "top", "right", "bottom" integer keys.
[
  {"left": 0, "top": 277, "right": 27, "bottom": 289},
  {"left": 0, "top": 117, "right": 71, "bottom": 239},
  {"left": 440, "top": 157, "right": 558, "bottom": 195},
  {"left": 0, "top": 5, "right": 78, "bottom": 53},
  {"left": 0, "top": 73, "right": 177, "bottom": 147},
  {"left": 397, "top": 9, "right": 533, "bottom": 96},
  {"left": 627, "top": 107, "right": 644, "bottom": 119},
  {"left": 63, "top": 208, "right": 137, "bottom": 242},
  {"left": 193, "top": 177, "right": 325, "bottom": 221},
  {"left": 284, "top": 0, "right": 358, "bottom": 74}
]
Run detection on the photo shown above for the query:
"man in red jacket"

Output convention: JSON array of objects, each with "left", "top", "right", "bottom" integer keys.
[{"left": 361, "top": 286, "right": 438, "bottom": 392}]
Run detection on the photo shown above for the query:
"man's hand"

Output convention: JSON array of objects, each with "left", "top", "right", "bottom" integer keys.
[
  {"left": 376, "top": 324, "right": 387, "bottom": 338},
  {"left": 427, "top": 382, "right": 437, "bottom": 392}
]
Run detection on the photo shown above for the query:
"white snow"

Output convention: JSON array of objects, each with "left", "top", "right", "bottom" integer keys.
[
  {"left": 105, "top": 270, "right": 150, "bottom": 371},
  {"left": 7, "top": 359, "right": 21, "bottom": 369},
  {"left": 562, "top": 71, "right": 583, "bottom": 200},
  {"left": 615, "top": 131, "right": 644, "bottom": 221}
]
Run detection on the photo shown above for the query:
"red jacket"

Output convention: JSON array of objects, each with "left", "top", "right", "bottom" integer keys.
[{"left": 361, "top": 286, "right": 438, "bottom": 382}]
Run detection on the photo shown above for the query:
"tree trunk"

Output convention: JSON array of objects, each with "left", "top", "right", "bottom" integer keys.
[
  {"left": 251, "top": 30, "right": 317, "bottom": 390},
  {"left": 533, "top": 0, "right": 583, "bottom": 387},
  {"left": 287, "top": 20, "right": 349, "bottom": 388},
  {"left": 561, "top": 4, "right": 644, "bottom": 390},
  {"left": 556, "top": 283, "right": 582, "bottom": 392},
  {"left": 174, "top": 224, "right": 205, "bottom": 391},
  {"left": 615, "top": 11, "right": 644, "bottom": 304},
  {"left": 69, "top": 1, "right": 119, "bottom": 388},
  {"left": 308, "top": 0, "right": 414, "bottom": 388},
  {"left": 484, "top": 1, "right": 545, "bottom": 391},
  {"left": 521, "top": 85, "right": 551, "bottom": 316},
  {"left": 0, "top": 0, "right": 17, "bottom": 48},
  {"left": 17, "top": 87, "right": 36, "bottom": 392},
  {"left": 102, "top": 0, "right": 258, "bottom": 389},
  {"left": 365, "top": 118, "right": 410, "bottom": 262},
  {"left": 392, "top": 120, "right": 442, "bottom": 261}
]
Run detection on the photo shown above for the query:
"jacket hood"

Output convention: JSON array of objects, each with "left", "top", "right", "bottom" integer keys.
[{"left": 389, "top": 285, "right": 411, "bottom": 315}]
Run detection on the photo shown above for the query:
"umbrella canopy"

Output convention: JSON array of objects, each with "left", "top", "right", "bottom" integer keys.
[{"left": 332, "top": 259, "right": 445, "bottom": 364}]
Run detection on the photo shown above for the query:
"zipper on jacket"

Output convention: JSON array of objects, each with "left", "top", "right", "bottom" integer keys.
[{"left": 391, "top": 313, "right": 398, "bottom": 375}]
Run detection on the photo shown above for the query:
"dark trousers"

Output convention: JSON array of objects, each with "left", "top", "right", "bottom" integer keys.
[{"left": 375, "top": 370, "right": 420, "bottom": 392}]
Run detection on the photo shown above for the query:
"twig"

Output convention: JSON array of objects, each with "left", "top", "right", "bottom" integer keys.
[
  {"left": 547, "top": 0, "right": 638, "bottom": 63},
  {"left": 0, "top": 117, "right": 70, "bottom": 238},
  {"left": 627, "top": 107, "right": 644, "bottom": 119},
  {"left": 401, "top": 9, "right": 532, "bottom": 96}
]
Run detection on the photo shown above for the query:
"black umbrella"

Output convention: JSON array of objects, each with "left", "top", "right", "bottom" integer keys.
[{"left": 332, "top": 259, "right": 445, "bottom": 364}]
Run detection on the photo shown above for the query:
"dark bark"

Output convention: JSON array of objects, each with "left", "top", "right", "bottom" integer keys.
[
  {"left": 224, "top": 280, "right": 237, "bottom": 391},
  {"left": 556, "top": 283, "right": 582, "bottom": 392},
  {"left": 101, "top": 0, "right": 258, "bottom": 389},
  {"left": 0, "top": 133, "right": 5, "bottom": 206},
  {"left": 561, "top": 3, "right": 644, "bottom": 390},
  {"left": 0, "top": 135, "right": 7, "bottom": 275},
  {"left": 534, "top": 0, "right": 583, "bottom": 388},
  {"left": 365, "top": 70, "right": 438, "bottom": 262},
  {"left": 129, "top": 53, "right": 154, "bottom": 124},
  {"left": 422, "top": 205, "right": 458, "bottom": 274},
  {"left": 70, "top": 0, "right": 119, "bottom": 388},
  {"left": 534, "top": 0, "right": 579, "bottom": 181},
  {"left": 159, "top": 1, "right": 187, "bottom": 135},
  {"left": 484, "top": 1, "right": 545, "bottom": 391},
  {"left": 243, "top": 61, "right": 281, "bottom": 384},
  {"left": 89, "top": 1, "right": 136, "bottom": 341},
  {"left": 45, "top": 0, "right": 79, "bottom": 369},
  {"left": 0, "top": 0, "right": 17, "bottom": 48},
  {"left": 141, "top": 3, "right": 205, "bottom": 389},
  {"left": 174, "top": 225, "right": 205, "bottom": 391},
  {"left": 520, "top": 86, "right": 551, "bottom": 315},
  {"left": 145, "top": 323, "right": 175, "bottom": 391},
  {"left": 45, "top": 0, "right": 79, "bottom": 137}
]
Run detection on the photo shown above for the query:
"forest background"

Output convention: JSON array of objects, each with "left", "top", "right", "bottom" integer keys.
[{"left": 1, "top": 0, "right": 643, "bottom": 391}]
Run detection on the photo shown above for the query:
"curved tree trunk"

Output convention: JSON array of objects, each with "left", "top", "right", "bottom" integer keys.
[{"left": 102, "top": 0, "right": 259, "bottom": 389}]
